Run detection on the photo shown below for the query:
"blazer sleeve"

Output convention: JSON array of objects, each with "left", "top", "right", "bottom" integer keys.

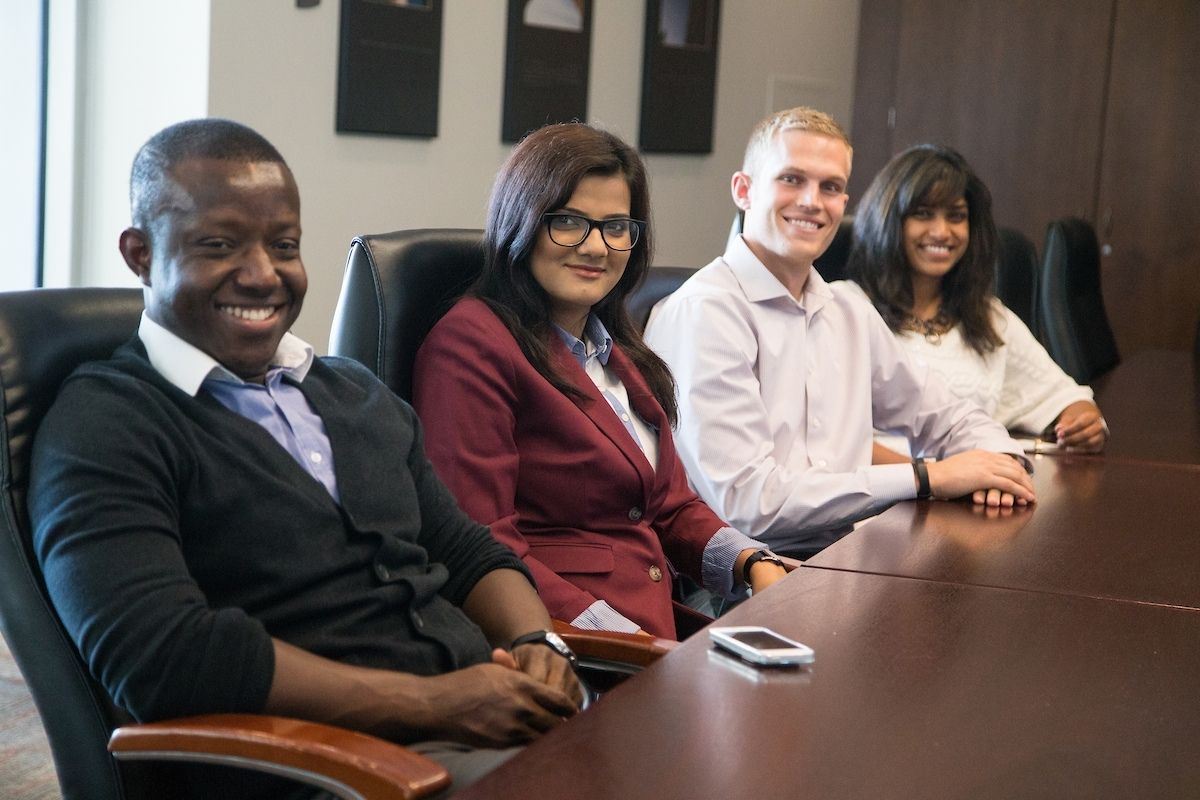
[{"left": 413, "top": 303, "right": 605, "bottom": 623}]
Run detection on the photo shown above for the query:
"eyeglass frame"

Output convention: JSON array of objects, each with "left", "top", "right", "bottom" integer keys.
[{"left": 541, "top": 213, "right": 647, "bottom": 252}]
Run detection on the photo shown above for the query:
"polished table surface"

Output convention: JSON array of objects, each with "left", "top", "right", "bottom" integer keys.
[
  {"left": 807, "top": 454, "right": 1200, "bottom": 609},
  {"left": 1090, "top": 349, "right": 1199, "bottom": 465},
  {"left": 454, "top": 354, "right": 1200, "bottom": 798},
  {"left": 457, "top": 567, "right": 1200, "bottom": 799}
]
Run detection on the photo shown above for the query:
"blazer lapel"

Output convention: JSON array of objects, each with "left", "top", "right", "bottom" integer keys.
[
  {"left": 606, "top": 345, "right": 671, "bottom": 461},
  {"left": 551, "top": 341, "right": 657, "bottom": 499}
]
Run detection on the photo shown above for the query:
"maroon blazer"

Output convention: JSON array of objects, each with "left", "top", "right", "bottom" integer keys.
[{"left": 413, "top": 298, "right": 728, "bottom": 639}]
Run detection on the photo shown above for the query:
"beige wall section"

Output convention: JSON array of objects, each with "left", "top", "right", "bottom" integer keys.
[{"left": 95, "top": 0, "right": 858, "bottom": 351}]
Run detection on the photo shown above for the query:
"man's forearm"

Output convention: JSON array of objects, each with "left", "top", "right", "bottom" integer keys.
[
  {"left": 265, "top": 635, "right": 578, "bottom": 748},
  {"left": 461, "top": 568, "right": 553, "bottom": 646},
  {"left": 264, "top": 638, "right": 435, "bottom": 742}
]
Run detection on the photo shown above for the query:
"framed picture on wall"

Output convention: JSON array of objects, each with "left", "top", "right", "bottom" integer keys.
[
  {"left": 336, "top": 0, "right": 443, "bottom": 137},
  {"left": 501, "top": 0, "right": 593, "bottom": 143},
  {"left": 639, "top": 0, "right": 721, "bottom": 153}
]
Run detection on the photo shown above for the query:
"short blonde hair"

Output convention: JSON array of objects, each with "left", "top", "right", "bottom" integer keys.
[{"left": 741, "top": 106, "right": 853, "bottom": 175}]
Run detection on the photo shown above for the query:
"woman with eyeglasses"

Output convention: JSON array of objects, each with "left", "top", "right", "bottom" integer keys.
[
  {"left": 844, "top": 144, "right": 1107, "bottom": 458},
  {"left": 413, "top": 123, "right": 785, "bottom": 639}
]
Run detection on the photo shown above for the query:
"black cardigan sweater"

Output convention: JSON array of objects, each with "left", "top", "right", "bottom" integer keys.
[{"left": 30, "top": 339, "right": 529, "bottom": 722}]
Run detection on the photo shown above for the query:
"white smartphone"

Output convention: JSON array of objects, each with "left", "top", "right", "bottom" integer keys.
[{"left": 708, "top": 626, "right": 815, "bottom": 667}]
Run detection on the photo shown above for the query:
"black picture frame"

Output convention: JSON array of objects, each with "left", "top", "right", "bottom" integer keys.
[
  {"left": 336, "top": 0, "right": 442, "bottom": 137},
  {"left": 639, "top": 0, "right": 721, "bottom": 153},
  {"left": 501, "top": 0, "right": 593, "bottom": 143}
]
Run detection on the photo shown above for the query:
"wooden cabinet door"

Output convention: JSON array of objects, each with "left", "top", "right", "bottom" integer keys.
[
  {"left": 1096, "top": 0, "right": 1200, "bottom": 353},
  {"left": 851, "top": 0, "right": 1114, "bottom": 248},
  {"left": 851, "top": 0, "right": 1197, "bottom": 355}
]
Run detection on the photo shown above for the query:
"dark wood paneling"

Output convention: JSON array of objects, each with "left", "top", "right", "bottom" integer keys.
[
  {"left": 889, "top": 0, "right": 1114, "bottom": 246},
  {"left": 1097, "top": 0, "right": 1200, "bottom": 353},
  {"left": 846, "top": 0, "right": 901, "bottom": 201}
]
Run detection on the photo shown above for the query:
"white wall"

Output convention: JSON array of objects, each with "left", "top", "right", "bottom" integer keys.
[
  {"left": 50, "top": 0, "right": 210, "bottom": 289},
  {"left": 0, "top": 0, "right": 43, "bottom": 291},
  {"left": 71, "top": 0, "right": 859, "bottom": 351},
  {"left": 208, "top": 0, "right": 859, "bottom": 350}
]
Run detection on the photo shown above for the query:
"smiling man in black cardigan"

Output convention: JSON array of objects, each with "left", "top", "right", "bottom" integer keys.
[{"left": 29, "top": 118, "right": 581, "bottom": 798}]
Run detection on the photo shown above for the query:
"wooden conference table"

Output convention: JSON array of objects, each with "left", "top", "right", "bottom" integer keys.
[
  {"left": 806, "top": 453, "right": 1200, "bottom": 610},
  {"left": 459, "top": 565, "right": 1200, "bottom": 799},
  {"left": 457, "top": 351, "right": 1200, "bottom": 799}
]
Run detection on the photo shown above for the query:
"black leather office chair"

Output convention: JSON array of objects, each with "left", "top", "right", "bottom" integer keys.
[
  {"left": 727, "top": 212, "right": 855, "bottom": 282},
  {"left": 994, "top": 226, "right": 1040, "bottom": 338},
  {"left": 330, "top": 229, "right": 714, "bottom": 639},
  {"left": 813, "top": 215, "right": 855, "bottom": 283},
  {"left": 329, "top": 229, "right": 483, "bottom": 403},
  {"left": 1038, "top": 218, "right": 1120, "bottom": 383},
  {"left": 0, "top": 288, "right": 664, "bottom": 799},
  {"left": 0, "top": 288, "right": 459, "bottom": 799},
  {"left": 626, "top": 266, "right": 697, "bottom": 331}
]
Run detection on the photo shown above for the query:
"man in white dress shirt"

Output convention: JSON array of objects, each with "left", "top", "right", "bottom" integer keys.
[{"left": 644, "top": 107, "right": 1036, "bottom": 557}]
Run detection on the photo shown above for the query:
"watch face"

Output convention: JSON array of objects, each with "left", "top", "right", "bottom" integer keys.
[
  {"left": 513, "top": 631, "right": 576, "bottom": 665},
  {"left": 542, "top": 632, "right": 577, "bottom": 665}
]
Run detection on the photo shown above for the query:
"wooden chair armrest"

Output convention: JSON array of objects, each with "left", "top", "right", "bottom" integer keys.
[
  {"left": 553, "top": 621, "right": 678, "bottom": 668},
  {"left": 108, "top": 713, "right": 449, "bottom": 800}
]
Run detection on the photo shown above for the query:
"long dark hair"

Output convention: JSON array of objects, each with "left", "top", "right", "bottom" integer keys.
[
  {"left": 847, "top": 143, "right": 1002, "bottom": 355},
  {"left": 472, "top": 122, "right": 679, "bottom": 425}
]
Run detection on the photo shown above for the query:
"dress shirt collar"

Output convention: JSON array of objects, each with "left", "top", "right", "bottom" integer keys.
[
  {"left": 725, "top": 234, "right": 834, "bottom": 313},
  {"left": 553, "top": 314, "right": 614, "bottom": 369},
  {"left": 138, "top": 312, "right": 315, "bottom": 397}
]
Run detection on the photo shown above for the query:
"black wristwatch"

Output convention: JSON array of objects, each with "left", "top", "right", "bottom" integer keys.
[
  {"left": 511, "top": 630, "right": 578, "bottom": 671},
  {"left": 742, "top": 550, "right": 785, "bottom": 585},
  {"left": 912, "top": 457, "right": 933, "bottom": 500}
]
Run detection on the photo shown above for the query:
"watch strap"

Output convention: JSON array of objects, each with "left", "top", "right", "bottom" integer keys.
[
  {"left": 511, "top": 630, "right": 578, "bottom": 670},
  {"left": 913, "top": 458, "right": 932, "bottom": 499},
  {"left": 742, "top": 550, "right": 785, "bottom": 585}
]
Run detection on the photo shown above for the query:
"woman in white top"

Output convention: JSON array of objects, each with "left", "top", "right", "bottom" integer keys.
[{"left": 845, "top": 144, "right": 1108, "bottom": 457}]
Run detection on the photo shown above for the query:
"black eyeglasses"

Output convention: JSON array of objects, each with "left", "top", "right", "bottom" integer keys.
[{"left": 542, "top": 213, "right": 646, "bottom": 251}]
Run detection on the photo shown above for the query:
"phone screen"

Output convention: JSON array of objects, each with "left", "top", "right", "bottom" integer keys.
[{"left": 729, "top": 629, "right": 799, "bottom": 650}]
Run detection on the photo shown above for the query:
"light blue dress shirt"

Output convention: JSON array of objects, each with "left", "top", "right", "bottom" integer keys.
[{"left": 138, "top": 313, "right": 339, "bottom": 502}]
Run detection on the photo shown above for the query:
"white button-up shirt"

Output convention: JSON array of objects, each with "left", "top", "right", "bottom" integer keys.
[{"left": 645, "top": 235, "right": 1026, "bottom": 553}]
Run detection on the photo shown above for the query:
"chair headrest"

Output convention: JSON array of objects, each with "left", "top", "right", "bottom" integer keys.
[
  {"left": 0, "top": 288, "right": 144, "bottom": 491},
  {"left": 329, "top": 229, "right": 484, "bottom": 401}
]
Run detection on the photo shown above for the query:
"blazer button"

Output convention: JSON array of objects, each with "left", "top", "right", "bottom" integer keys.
[
  {"left": 648, "top": 565, "right": 663, "bottom": 582},
  {"left": 375, "top": 563, "right": 391, "bottom": 582},
  {"left": 628, "top": 507, "right": 643, "bottom": 521}
]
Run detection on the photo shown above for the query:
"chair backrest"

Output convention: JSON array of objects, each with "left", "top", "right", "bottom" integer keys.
[
  {"left": 626, "top": 267, "right": 697, "bottom": 332},
  {"left": 994, "top": 226, "right": 1040, "bottom": 337},
  {"left": 727, "top": 212, "right": 855, "bottom": 282},
  {"left": 1038, "top": 218, "right": 1120, "bottom": 383},
  {"left": 813, "top": 215, "right": 855, "bottom": 283},
  {"left": 0, "top": 288, "right": 148, "bottom": 800},
  {"left": 329, "top": 229, "right": 484, "bottom": 402}
]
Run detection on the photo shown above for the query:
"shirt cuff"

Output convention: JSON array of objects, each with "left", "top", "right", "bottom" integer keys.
[
  {"left": 702, "top": 526, "right": 761, "bottom": 600},
  {"left": 871, "top": 462, "right": 923, "bottom": 502},
  {"left": 570, "top": 600, "right": 641, "bottom": 633}
]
